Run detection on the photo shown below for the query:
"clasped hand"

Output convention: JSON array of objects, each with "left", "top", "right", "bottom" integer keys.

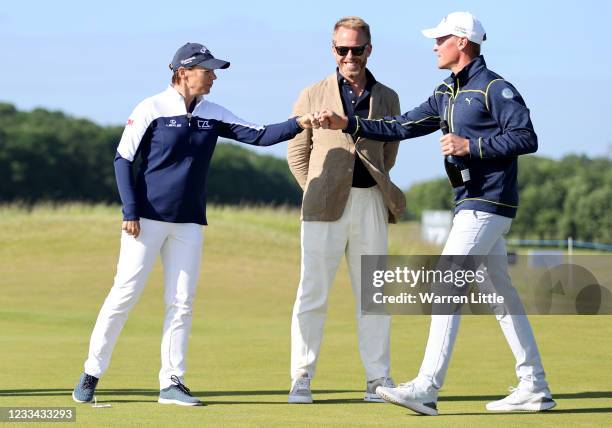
[
  {"left": 299, "top": 111, "right": 470, "bottom": 157},
  {"left": 297, "top": 110, "right": 348, "bottom": 130}
]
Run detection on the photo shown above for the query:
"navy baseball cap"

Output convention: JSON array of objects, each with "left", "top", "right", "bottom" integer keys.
[{"left": 169, "top": 42, "right": 230, "bottom": 72}]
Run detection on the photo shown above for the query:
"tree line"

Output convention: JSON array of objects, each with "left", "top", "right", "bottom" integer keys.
[
  {"left": 1, "top": 103, "right": 609, "bottom": 242},
  {"left": 404, "top": 154, "right": 612, "bottom": 243},
  {"left": 0, "top": 103, "right": 301, "bottom": 207}
]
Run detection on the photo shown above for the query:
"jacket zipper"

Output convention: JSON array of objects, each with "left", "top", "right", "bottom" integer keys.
[
  {"left": 449, "top": 78, "right": 459, "bottom": 132},
  {"left": 187, "top": 112, "right": 193, "bottom": 145}
]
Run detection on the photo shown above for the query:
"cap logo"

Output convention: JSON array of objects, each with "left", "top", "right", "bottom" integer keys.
[
  {"left": 181, "top": 56, "right": 196, "bottom": 65},
  {"left": 200, "top": 47, "right": 211, "bottom": 55}
]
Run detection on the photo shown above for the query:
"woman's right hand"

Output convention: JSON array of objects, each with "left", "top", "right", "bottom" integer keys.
[{"left": 122, "top": 220, "right": 141, "bottom": 238}]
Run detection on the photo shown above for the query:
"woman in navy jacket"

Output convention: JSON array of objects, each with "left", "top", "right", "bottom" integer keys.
[{"left": 72, "top": 42, "right": 314, "bottom": 406}]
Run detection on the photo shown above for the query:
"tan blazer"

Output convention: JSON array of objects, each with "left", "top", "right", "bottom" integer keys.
[{"left": 287, "top": 73, "right": 405, "bottom": 223}]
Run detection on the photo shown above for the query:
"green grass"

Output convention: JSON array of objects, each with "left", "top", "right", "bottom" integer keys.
[{"left": 1, "top": 204, "right": 610, "bottom": 427}]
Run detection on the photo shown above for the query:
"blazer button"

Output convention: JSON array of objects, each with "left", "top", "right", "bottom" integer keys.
[{"left": 348, "top": 168, "right": 353, "bottom": 172}]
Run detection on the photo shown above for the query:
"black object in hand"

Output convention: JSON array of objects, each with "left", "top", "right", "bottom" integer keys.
[{"left": 441, "top": 120, "right": 470, "bottom": 187}]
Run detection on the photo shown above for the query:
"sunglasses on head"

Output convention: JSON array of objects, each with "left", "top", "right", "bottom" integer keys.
[{"left": 333, "top": 43, "right": 369, "bottom": 56}]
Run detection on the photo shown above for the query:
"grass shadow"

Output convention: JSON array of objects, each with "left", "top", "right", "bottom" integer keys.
[
  {"left": 440, "top": 391, "right": 612, "bottom": 402},
  {"left": 3, "top": 389, "right": 611, "bottom": 412},
  {"left": 439, "top": 408, "right": 612, "bottom": 416},
  {"left": 0, "top": 388, "right": 360, "bottom": 398}
]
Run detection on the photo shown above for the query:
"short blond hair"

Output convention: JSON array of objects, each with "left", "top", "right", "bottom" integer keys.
[{"left": 333, "top": 16, "right": 371, "bottom": 43}]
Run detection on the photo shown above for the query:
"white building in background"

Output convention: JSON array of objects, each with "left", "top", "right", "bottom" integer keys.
[
  {"left": 421, "top": 210, "right": 453, "bottom": 245},
  {"left": 527, "top": 249, "right": 564, "bottom": 268}
]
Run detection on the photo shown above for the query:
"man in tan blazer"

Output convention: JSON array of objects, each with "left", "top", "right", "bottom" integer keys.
[{"left": 287, "top": 16, "right": 405, "bottom": 404}]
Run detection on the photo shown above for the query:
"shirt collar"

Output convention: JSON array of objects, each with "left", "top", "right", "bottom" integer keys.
[{"left": 336, "top": 68, "right": 377, "bottom": 92}]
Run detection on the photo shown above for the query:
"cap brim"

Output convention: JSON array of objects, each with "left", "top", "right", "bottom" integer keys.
[
  {"left": 421, "top": 27, "right": 451, "bottom": 39},
  {"left": 197, "top": 57, "right": 230, "bottom": 70}
]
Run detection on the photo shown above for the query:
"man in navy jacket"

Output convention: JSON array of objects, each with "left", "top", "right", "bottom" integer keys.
[{"left": 318, "top": 12, "right": 555, "bottom": 416}]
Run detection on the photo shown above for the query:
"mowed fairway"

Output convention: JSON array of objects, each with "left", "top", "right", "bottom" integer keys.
[{"left": 1, "top": 205, "right": 610, "bottom": 427}]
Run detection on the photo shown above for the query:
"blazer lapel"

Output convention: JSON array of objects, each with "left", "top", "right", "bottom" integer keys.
[
  {"left": 325, "top": 73, "right": 353, "bottom": 146},
  {"left": 326, "top": 73, "right": 346, "bottom": 116},
  {"left": 368, "top": 83, "right": 384, "bottom": 119}
]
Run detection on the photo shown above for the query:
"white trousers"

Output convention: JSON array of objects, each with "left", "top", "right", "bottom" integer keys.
[
  {"left": 417, "top": 210, "right": 548, "bottom": 390},
  {"left": 84, "top": 218, "right": 203, "bottom": 389},
  {"left": 291, "top": 187, "right": 391, "bottom": 381}
]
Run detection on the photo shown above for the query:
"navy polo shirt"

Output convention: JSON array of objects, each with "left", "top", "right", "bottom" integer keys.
[{"left": 337, "top": 69, "right": 377, "bottom": 188}]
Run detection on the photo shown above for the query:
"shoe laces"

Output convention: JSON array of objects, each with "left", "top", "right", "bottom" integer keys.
[
  {"left": 397, "top": 381, "right": 416, "bottom": 390},
  {"left": 170, "top": 375, "right": 193, "bottom": 396},
  {"left": 82, "top": 375, "right": 97, "bottom": 389},
  {"left": 294, "top": 377, "right": 310, "bottom": 390},
  {"left": 381, "top": 377, "right": 395, "bottom": 388},
  {"left": 505, "top": 385, "right": 533, "bottom": 401}
]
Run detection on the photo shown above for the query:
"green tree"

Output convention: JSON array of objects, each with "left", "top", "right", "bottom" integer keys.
[
  {"left": 404, "top": 178, "right": 454, "bottom": 220},
  {"left": 0, "top": 103, "right": 300, "bottom": 206}
]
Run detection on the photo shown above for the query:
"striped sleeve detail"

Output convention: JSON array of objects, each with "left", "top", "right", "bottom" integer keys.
[
  {"left": 364, "top": 115, "right": 440, "bottom": 127},
  {"left": 399, "top": 115, "right": 440, "bottom": 127},
  {"left": 484, "top": 79, "right": 504, "bottom": 111},
  {"left": 351, "top": 116, "right": 361, "bottom": 137}
]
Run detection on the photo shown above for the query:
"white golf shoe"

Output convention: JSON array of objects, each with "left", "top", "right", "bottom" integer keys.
[
  {"left": 364, "top": 376, "right": 396, "bottom": 402},
  {"left": 376, "top": 380, "right": 439, "bottom": 416},
  {"left": 288, "top": 374, "right": 313, "bottom": 404},
  {"left": 486, "top": 385, "right": 556, "bottom": 412}
]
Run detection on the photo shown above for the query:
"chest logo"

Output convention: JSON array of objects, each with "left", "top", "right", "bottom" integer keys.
[
  {"left": 166, "top": 119, "right": 182, "bottom": 128},
  {"left": 465, "top": 97, "right": 473, "bottom": 105},
  {"left": 502, "top": 88, "right": 514, "bottom": 99},
  {"left": 197, "top": 120, "right": 212, "bottom": 129}
]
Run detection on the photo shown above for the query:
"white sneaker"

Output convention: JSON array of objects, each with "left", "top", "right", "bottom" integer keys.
[
  {"left": 376, "top": 380, "right": 439, "bottom": 416},
  {"left": 486, "top": 385, "right": 556, "bottom": 412},
  {"left": 288, "top": 374, "right": 313, "bottom": 404},
  {"left": 364, "top": 377, "right": 396, "bottom": 402}
]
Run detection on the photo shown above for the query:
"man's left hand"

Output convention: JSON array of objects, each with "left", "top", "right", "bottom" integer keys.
[{"left": 440, "top": 133, "right": 470, "bottom": 156}]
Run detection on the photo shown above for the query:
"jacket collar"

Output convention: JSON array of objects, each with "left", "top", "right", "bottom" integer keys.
[
  {"left": 165, "top": 85, "right": 203, "bottom": 111},
  {"left": 449, "top": 55, "right": 487, "bottom": 86}
]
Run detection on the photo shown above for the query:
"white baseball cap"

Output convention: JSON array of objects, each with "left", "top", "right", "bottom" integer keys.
[{"left": 422, "top": 12, "right": 487, "bottom": 45}]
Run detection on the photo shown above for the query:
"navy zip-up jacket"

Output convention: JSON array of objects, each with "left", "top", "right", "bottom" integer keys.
[
  {"left": 114, "top": 85, "right": 303, "bottom": 225},
  {"left": 344, "top": 56, "right": 537, "bottom": 218}
]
